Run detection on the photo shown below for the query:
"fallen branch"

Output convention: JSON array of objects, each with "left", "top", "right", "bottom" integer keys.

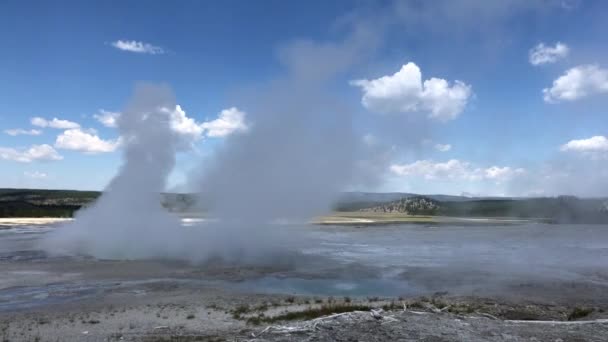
[
  {"left": 422, "top": 303, "right": 441, "bottom": 313},
  {"left": 381, "top": 315, "right": 400, "bottom": 324},
  {"left": 253, "top": 309, "right": 375, "bottom": 337},
  {"left": 408, "top": 310, "right": 430, "bottom": 315},
  {"left": 475, "top": 312, "right": 499, "bottom": 320},
  {"left": 506, "top": 319, "right": 608, "bottom": 325}
]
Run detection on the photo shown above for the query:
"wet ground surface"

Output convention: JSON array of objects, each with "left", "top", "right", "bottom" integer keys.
[
  {"left": 1, "top": 221, "right": 608, "bottom": 341},
  {"left": 2, "top": 221, "right": 608, "bottom": 310}
]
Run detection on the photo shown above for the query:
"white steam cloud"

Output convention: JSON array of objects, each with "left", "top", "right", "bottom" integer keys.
[
  {"left": 43, "top": 17, "right": 380, "bottom": 263},
  {"left": 43, "top": 84, "right": 184, "bottom": 259}
]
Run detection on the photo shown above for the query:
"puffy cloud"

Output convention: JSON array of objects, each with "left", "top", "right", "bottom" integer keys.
[
  {"left": 111, "top": 40, "right": 165, "bottom": 55},
  {"left": 165, "top": 105, "right": 205, "bottom": 140},
  {"left": 54, "top": 106, "right": 246, "bottom": 154},
  {"left": 543, "top": 64, "right": 608, "bottom": 102},
  {"left": 0, "top": 144, "right": 63, "bottom": 163},
  {"left": 434, "top": 143, "right": 452, "bottom": 152},
  {"left": 54, "top": 129, "right": 119, "bottom": 154},
  {"left": 390, "top": 159, "right": 524, "bottom": 182},
  {"left": 391, "top": 159, "right": 478, "bottom": 180},
  {"left": 560, "top": 135, "right": 608, "bottom": 153},
  {"left": 484, "top": 166, "right": 525, "bottom": 180},
  {"left": 93, "top": 110, "right": 120, "bottom": 128},
  {"left": 4, "top": 128, "right": 42, "bottom": 136},
  {"left": 529, "top": 42, "right": 569, "bottom": 65},
  {"left": 31, "top": 117, "right": 80, "bottom": 129},
  {"left": 98, "top": 106, "right": 248, "bottom": 142},
  {"left": 200, "top": 107, "right": 249, "bottom": 137},
  {"left": 24, "top": 171, "right": 48, "bottom": 179},
  {"left": 351, "top": 62, "right": 472, "bottom": 121}
]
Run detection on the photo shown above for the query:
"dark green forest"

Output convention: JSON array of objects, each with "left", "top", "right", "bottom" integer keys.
[{"left": 0, "top": 189, "right": 100, "bottom": 217}]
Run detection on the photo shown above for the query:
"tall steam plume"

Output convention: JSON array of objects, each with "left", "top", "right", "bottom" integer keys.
[{"left": 43, "top": 84, "right": 184, "bottom": 259}]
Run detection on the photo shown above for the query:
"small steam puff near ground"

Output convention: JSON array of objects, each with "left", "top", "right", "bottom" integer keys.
[{"left": 42, "top": 80, "right": 358, "bottom": 263}]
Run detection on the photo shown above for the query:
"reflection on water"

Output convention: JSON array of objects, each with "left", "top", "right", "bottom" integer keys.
[{"left": 230, "top": 276, "right": 419, "bottom": 297}]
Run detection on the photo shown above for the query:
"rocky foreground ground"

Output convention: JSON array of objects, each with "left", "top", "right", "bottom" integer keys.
[{"left": 2, "top": 290, "right": 608, "bottom": 342}]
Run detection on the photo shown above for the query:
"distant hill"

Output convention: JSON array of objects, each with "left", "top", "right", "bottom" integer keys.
[
  {"left": 335, "top": 193, "right": 608, "bottom": 224},
  {"left": 338, "top": 191, "right": 481, "bottom": 203},
  {"left": 359, "top": 196, "right": 441, "bottom": 215},
  {"left": 1, "top": 189, "right": 607, "bottom": 223},
  {"left": 333, "top": 192, "right": 484, "bottom": 211},
  {"left": 439, "top": 196, "right": 608, "bottom": 223}
]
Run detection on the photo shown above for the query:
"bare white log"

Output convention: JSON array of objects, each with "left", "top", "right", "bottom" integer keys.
[
  {"left": 475, "top": 312, "right": 499, "bottom": 320},
  {"left": 506, "top": 319, "right": 608, "bottom": 325}
]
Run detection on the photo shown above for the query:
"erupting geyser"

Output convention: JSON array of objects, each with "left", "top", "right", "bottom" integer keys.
[{"left": 42, "top": 83, "right": 184, "bottom": 259}]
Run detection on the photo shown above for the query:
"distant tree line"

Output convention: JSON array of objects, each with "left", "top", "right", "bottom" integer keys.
[
  {"left": 0, "top": 188, "right": 198, "bottom": 217},
  {"left": 0, "top": 201, "right": 81, "bottom": 217},
  {"left": 335, "top": 195, "right": 608, "bottom": 224}
]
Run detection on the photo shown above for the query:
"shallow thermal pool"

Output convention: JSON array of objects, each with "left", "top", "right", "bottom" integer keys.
[{"left": 1, "top": 221, "right": 608, "bottom": 310}]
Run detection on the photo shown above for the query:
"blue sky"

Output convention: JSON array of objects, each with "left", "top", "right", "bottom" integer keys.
[{"left": 1, "top": 0, "right": 607, "bottom": 196}]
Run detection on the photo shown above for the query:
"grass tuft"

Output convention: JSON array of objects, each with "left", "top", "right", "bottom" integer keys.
[
  {"left": 568, "top": 307, "right": 593, "bottom": 321},
  {"left": 246, "top": 303, "right": 373, "bottom": 325},
  {"left": 231, "top": 304, "right": 251, "bottom": 319}
]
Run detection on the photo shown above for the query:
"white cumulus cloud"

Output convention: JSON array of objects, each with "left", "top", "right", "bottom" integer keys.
[
  {"left": 529, "top": 42, "right": 569, "bottom": 66},
  {"left": 24, "top": 171, "right": 48, "bottom": 179},
  {"left": 55, "top": 129, "right": 120, "bottom": 154},
  {"left": 390, "top": 159, "right": 524, "bottom": 182},
  {"left": 4, "top": 128, "right": 42, "bottom": 136},
  {"left": 165, "top": 105, "right": 205, "bottom": 140},
  {"left": 390, "top": 159, "right": 478, "bottom": 180},
  {"left": 560, "top": 135, "right": 608, "bottom": 153},
  {"left": 434, "top": 143, "right": 452, "bottom": 152},
  {"left": 200, "top": 107, "right": 249, "bottom": 137},
  {"left": 111, "top": 40, "right": 165, "bottom": 55},
  {"left": 0, "top": 144, "right": 63, "bottom": 163},
  {"left": 98, "top": 105, "right": 248, "bottom": 142},
  {"left": 351, "top": 62, "right": 472, "bottom": 121},
  {"left": 93, "top": 110, "right": 120, "bottom": 128},
  {"left": 31, "top": 117, "right": 80, "bottom": 129},
  {"left": 484, "top": 166, "right": 525, "bottom": 180},
  {"left": 543, "top": 64, "right": 608, "bottom": 102}
]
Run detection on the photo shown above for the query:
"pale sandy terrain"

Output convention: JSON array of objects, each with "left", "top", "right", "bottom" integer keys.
[
  {"left": 0, "top": 214, "right": 532, "bottom": 228},
  {"left": 316, "top": 212, "right": 538, "bottom": 225},
  {"left": 0, "top": 218, "right": 72, "bottom": 227}
]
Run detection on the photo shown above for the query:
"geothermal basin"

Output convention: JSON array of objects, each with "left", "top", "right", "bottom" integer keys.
[{"left": 2, "top": 220, "right": 608, "bottom": 312}]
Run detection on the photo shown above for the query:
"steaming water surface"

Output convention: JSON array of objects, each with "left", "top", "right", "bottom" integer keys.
[{"left": 1, "top": 221, "right": 608, "bottom": 311}]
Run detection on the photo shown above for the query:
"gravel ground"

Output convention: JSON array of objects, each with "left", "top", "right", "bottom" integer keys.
[
  {"left": 2, "top": 222, "right": 608, "bottom": 341},
  {"left": 2, "top": 290, "right": 608, "bottom": 342}
]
